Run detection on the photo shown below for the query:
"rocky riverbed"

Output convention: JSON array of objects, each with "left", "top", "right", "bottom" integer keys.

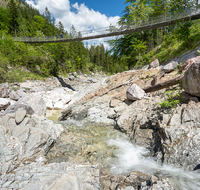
[{"left": 0, "top": 58, "right": 200, "bottom": 190}]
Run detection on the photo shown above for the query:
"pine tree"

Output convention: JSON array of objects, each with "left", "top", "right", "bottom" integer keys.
[{"left": 7, "top": 0, "right": 19, "bottom": 36}]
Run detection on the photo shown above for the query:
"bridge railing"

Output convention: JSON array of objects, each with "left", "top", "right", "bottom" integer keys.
[{"left": 13, "top": 7, "right": 200, "bottom": 43}]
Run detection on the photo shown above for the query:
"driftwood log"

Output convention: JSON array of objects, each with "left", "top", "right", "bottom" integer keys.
[
  {"left": 100, "top": 73, "right": 183, "bottom": 97},
  {"left": 100, "top": 77, "right": 139, "bottom": 96},
  {"left": 143, "top": 74, "right": 184, "bottom": 93}
]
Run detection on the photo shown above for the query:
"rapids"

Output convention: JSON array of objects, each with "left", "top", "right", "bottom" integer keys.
[{"left": 47, "top": 120, "right": 200, "bottom": 190}]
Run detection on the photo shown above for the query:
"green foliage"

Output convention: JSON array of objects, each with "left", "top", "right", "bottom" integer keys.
[
  {"left": 176, "top": 21, "right": 192, "bottom": 47},
  {"left": 7, "top": 0, "right": 19, "bottom": 36},
  {"left": 1, "top": 0, "right": 199, "bottom": 84},
  {"left": 108, "top": 0, "right": 200, "bottom": 69},
  {"left": 159, "top": 90, "right": 180, "bottom": 108},
  {"left": 0, "top": 7, "right": 10, "bottom": 31}
]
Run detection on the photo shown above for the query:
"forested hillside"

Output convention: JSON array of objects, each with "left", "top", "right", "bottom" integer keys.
[
  {"left": 0, "top": 0, "right": 200, "bottom": 83},
  {"left": 0, "top": 0, "right": 126, "bottom": 83},
  {"left": 108, "top": 0, "right": 200, "bottom": 68}
]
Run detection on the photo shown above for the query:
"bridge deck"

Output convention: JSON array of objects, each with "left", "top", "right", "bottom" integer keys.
[{"left": 13, "top": 8, "right": 200, "bottom": 43}]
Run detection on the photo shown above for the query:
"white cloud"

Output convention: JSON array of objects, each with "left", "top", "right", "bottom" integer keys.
[{"left": 26, "top": 0, "right": 120, "bottom": 47}]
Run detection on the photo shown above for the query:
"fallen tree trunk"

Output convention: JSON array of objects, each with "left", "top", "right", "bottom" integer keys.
[
  {"left": 143, "top": 74, "right": 184, "bottom": 93},
  {"left": 100, "top": 77, "right": 139, "bottom": 96}
]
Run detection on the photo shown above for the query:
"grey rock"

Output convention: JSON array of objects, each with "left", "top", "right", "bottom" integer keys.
[
  {"left": 148, "top": 59, "right": 159, "bottom": 69},
  {"left": 133, "top": 129, "right": 153, "bottom": 149},
  {"left": 181, "top": 56, "right": 200, "bottom": 71},
  {"left": 3, "top": 104, "right": 34, "bottom": 116},
  {"left": 17, "top": 95, "right": 46, "bottom": 116},
  {"left": 68, "top": 75, "right": 75, "bottom": 81},
  {"left": 182, "top": 62, "right": 200, "bottom": 97},
  {"left": 109, "top": 99, "right": 122, "bottom": 108},
  {"left": 25, "top": 127, "right": 48, "bottom": 154},
  {"left": 142, "top": 65, "right": 149, "bottom": 70},
  {"left": 0, "top": 87, "right": 10, "bottom": 98},
  {"left": 100, "top": 169, "right": 173, "bottom": 190},
  {"left": 0, "top": 98, "right": 11, "bottom": 110},
  {"left": 17, "top": 89, "right": 27, "bottom": 97},
  {"left": 86, "top": 78, "right": 98, "bottom": 83},
  {"left": 122, "top": 187, "right": 135, "bottom": 190},
  {"left": 168, "top": 113, "right": 181, "bottom": 126},
  {"left": 9, "top": 91, "right": 20, "bottom": 101},
  {"left": 15, "top": 110, "right": 26, "bottom": 124},
  {"left": 162, "top": 61, "right": 178, "bottom": 73},
  {"left": 2, "top": 113, "right": 17, "bottom": 131},
  {"left": 12, "top": 119, "right": 30, "bottom": 142}
]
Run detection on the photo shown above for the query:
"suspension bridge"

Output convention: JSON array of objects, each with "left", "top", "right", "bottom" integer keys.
[{"left": 13, "top": 8, "right": 200, "bottom": 43}]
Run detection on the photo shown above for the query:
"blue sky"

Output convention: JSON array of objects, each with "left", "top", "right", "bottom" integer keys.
[
  {"left": 26, "top": 0, "right": 127, "bottom": 46},
  {"left": 69, "top": 0, "right": 126, "bottom": 17}
]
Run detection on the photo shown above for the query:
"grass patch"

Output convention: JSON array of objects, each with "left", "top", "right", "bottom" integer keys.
[{"left": 0, "top": 66, "right": 48, "bottom": 84}]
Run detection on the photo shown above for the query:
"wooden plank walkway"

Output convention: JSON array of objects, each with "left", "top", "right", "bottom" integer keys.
[{"left": 13, "top": 8, "right": 200, "bottom": 43}]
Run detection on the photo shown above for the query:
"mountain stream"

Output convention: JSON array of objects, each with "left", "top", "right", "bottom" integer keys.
[{"left": 46, "top": 120, "right": 200, "bottom": 190}]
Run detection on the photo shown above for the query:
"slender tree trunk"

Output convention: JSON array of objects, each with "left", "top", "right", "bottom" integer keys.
[
  {"left": 14, "top": 23, "right": 16, "bottom": 37},
  {"left": 163, "top": 8, "right": 166, "bottom": 36}
]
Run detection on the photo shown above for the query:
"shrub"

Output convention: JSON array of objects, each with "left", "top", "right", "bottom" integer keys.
[{"left": 159, "top": 90, "right": 180, "bottom": 108}]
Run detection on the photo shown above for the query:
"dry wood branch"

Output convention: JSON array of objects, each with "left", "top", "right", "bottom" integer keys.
[
  {"left": 143, "top": 74, "right": 183, "bottom": 93},
  {"left": 100, "top": 77, "right": 139, "bottom": 96}
]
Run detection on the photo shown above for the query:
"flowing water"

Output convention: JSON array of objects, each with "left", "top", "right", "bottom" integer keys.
[
  {"left": 48, "top": 120, "right": 200, "bottom": 190},
  {"left": 107, "top": 134, "right": 200, "bottom": 190}
]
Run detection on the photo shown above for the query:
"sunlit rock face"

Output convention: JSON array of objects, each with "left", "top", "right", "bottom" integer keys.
[
  {"left": 126, "top": 84, "right": 145, "bottom": 100},
  {"left": 182, "top": 62, "right": 200, "bottom": 97}
]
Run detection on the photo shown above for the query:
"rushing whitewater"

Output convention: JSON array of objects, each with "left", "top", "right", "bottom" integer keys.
[
  {"left": 106, "top": 133, "right": 200, "bottom": 190},
  {"left": 47, "top": 120, "right": 200, "bottom": 190}
]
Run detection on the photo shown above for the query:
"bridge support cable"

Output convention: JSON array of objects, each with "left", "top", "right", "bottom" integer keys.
[{"left": 13, "top": 7, "right": 200, "bottom": 43}]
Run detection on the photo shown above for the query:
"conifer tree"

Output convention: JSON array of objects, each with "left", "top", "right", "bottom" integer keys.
[{"left": 7, "top": 0, "right": 19, "bottom": 36}]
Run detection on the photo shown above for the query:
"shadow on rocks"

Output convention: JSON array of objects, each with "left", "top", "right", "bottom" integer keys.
[{"left": 56, "top": 77, "right": 75, "bottom": 91}]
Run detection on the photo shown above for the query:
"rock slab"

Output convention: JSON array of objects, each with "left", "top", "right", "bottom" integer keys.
[{"left": 15, "top": 110, "right": 26, "bottom": 124}]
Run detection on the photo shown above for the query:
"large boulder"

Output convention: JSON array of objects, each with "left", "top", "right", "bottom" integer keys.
[
  {"left": 181, "top": 56, "right": 200, "bottom": 71},
  {"left": 126, "top": 84, "right": 145, "bottom": 100},
  {"left": 148, "top": 59, "right": 159, "bottom": 69},
  {"left": 0, "top": 86, "right": 10, "bottom": 98},
  {"left": 163, "top": 61, "right": 178, "bottom": 73},
  {"left": 16, "top": 89, "right": 27, "bottom": 97},
  {"left": 182, "top": 62, "right": 200, "bottom": 97},
  {"left": 3, "top": 104, "right": 34, "bottom": 115},
  {"left": 17, "top": 95, "right": 46, "bottom": 116},
  {"left": 9, "top": 90, "right": 20, "bottom": 101},
  {"left": 0, "top": 98, "right": 10, "bottom": 110}
]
